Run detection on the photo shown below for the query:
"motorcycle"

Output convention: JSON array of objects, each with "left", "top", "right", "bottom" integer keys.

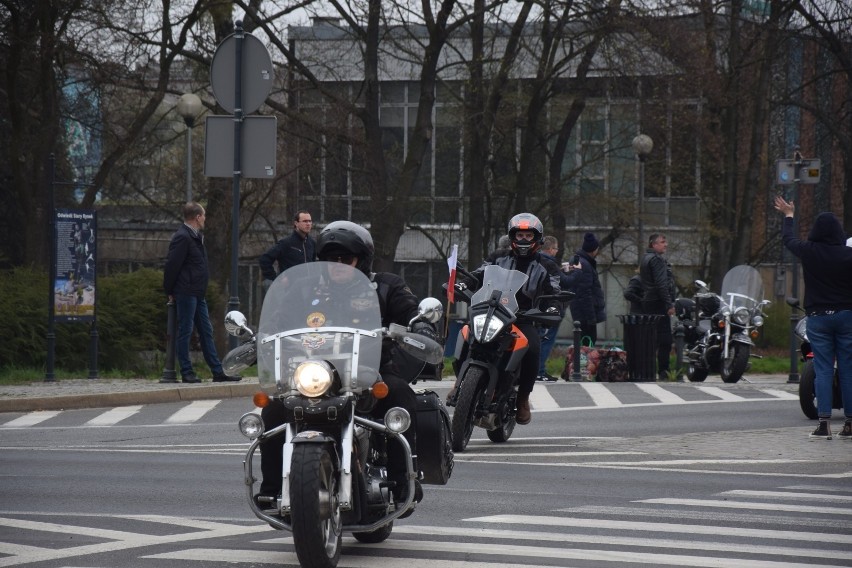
[
  {"left": 786, "top": 297, "right": 843, "bottom": 420},
  {"left": 676, "top": 265, "right": 770, "bottom": 383},
  {"left": 223, "top": 262, "right": 453, "bottom": 568},
  {"left": 445, "top": 264, "right": 571, "bottom": 451}
]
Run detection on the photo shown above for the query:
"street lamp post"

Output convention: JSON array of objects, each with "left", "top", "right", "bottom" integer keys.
[
  {"left": 176, "top": 93, "right": 203, "bottom": 203},
  {"left": 632, "top": 134, "right": 654, "bottom": 254}
]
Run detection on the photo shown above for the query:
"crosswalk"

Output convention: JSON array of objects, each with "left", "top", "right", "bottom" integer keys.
[
  {"left": 2, "top": 484, "right": 847, "bottom": 566},
  {"left": 0, "top": 382, "right": 797, "bottom": 429}
]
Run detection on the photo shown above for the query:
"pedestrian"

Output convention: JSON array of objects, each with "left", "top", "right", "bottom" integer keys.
[
  {"left": 774, "top": 196, "right": 852, "bottom": 440},
  {"left": 639, "top": 233, "right": 676, "bottom": 380},
  {"left": 563, "top": 232, "right": 606, "bottom": 345},
  {"left": 258, "top": 210, "right": 316, "bottom": 291},
  {"left": 163, "top": 202, "right": 241, "bottom": 383},
  {"left": 537, "top": 235, "right": 572, "bottom": 382},
  {"left": 623, "top": 269, "right": 644, "bottom": 314}
]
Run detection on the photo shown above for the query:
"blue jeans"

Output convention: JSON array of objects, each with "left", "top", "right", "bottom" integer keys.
[
  {"left": 806, "top": 310, "right": 852, "bottom": 419},
  {"left": 175, "top": 294, "right": 223, "bottom": 377},
  {"left": 539, "top": 325, "right": 559, "bottom": 376}
]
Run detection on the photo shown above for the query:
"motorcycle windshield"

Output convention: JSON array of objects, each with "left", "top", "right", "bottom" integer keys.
[
  {"left": 256, "top": 262, "right": 382, "bottom": 394},
  {"left": 720, "top": 265, "right": 764, "bottom": 311},
  {"left": 471, "top": 265, "right": 529, "bottom": 312}
]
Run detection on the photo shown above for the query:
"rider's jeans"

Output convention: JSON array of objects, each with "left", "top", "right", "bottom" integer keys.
[
  {"left": 175, "top": 294, "right": 224, "bottom": 378},
  {"left": 806, "top": 310, "right": 852, "bottom": 419}
]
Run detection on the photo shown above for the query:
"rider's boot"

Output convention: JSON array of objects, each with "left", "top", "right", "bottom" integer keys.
[{"left": 516, "top": 393, "right": 531, "bottom": 425}]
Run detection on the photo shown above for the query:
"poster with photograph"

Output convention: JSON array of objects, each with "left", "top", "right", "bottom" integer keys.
[{"left": 54, "top": 209, "right": 96, "bottom": 321}]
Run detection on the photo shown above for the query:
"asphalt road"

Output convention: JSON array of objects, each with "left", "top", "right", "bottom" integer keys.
[{"left": 1, "top": 379, "right": 850, "bottom": 567}]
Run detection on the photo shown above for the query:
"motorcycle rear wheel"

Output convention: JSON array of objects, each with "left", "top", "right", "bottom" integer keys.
[
  {"left": 486, "top": 389, "right": 517, "bottom": 443},
  {"left": 353, "top": 521, "right": 393, "bottom": 543},
  {"left": 686, "top": 361, "right": 708, "bottom": 382},
  {"left": 798, "top": 360, "right": 818, "bottom": 420},
  {"left": 721, "top": 344, "right": 750, "bottom": 383},
  {"left": 290, "top": 443, "right": 342, "bottom": 568},
  {"left": 451, "top": 367, "right": 485, "bottom": 452}
]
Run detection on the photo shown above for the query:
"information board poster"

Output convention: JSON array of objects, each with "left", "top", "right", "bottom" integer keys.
[{"left": 54, "top": 209, "right": 96, "bottom": 321}]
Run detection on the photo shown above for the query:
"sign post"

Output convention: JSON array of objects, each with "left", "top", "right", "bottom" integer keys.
[
  {"left": 207, "top": 20, "right": 274, "bottom": 349},
  {"left": 775, "top": 148, "right": 820, "bottom": 384}
]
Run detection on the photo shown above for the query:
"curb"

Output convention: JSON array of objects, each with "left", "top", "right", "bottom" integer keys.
[{"left": 0, "top": 383, "right": 260, "bottom": 413}]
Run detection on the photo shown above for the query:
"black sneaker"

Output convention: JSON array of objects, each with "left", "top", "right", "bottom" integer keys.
[
  {"left": 838, "top": 421, "right": 852, "bottom": 440},
  {"left": 181, "top": 374, "right": 201, "bottom": 383},
  {"left": 809, "top": 420, "right": 832, "bottom": 440},
  {"left": 537, "top": 374, "right": 558, "bottom": 383},
  {"left": 213, "top": 373, "right": 242, "bottom": 382}
]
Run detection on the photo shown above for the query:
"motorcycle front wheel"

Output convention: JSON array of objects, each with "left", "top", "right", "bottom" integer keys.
[
  {"left": 798, "top": 360, "right": 818, "bottom": 420},
  {"left": 486, "top": 388, "right": 517, "bottom": 443},
  {"left": 290, "top": 443, "right": 342, "bottom": 568},
  {"left": 451, "top": 367, "right": 485, "bottom": 452},
  {"left": 720, "top": 343, "right": 750, "bottom": 383}
]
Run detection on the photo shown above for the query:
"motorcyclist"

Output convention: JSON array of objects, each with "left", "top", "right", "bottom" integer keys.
[
  {"left": 255, "top": 220, "right": 436, "bottom": 512},
  {"left": 453, "top": 213, "right": 561, "bottom": 424}
]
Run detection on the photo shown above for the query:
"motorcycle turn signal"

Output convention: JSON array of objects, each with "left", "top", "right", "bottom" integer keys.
[{"left": 372, "top": 380, "right": 389, "bottom": 399}]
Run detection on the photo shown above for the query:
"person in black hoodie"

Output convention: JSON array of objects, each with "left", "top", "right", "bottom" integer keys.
[
  {"left": 563, "top": 232, "right": 606, "bottom": 345},
  {"left": 163, "top": 202, "right": 240, "bottom": 383},
  {"left": 775, "top": 196, "right": 852, "bottom": 440}
]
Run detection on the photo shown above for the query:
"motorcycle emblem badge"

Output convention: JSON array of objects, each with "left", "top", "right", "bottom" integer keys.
[
  {"left": 306, "top": 311, "right": 326, "bottom": 328},
  {"left": 302, "top": 333, "right": 326, "bottom": 350}
]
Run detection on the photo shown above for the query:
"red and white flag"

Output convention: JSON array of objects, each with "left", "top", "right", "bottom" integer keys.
[{"left": 446, "top": 244, "right": 458, "bottom": 304}]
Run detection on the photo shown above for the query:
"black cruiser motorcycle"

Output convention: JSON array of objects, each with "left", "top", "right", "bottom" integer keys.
[{"left": 223, "top": 262, "right": 453, "bottom": 568}]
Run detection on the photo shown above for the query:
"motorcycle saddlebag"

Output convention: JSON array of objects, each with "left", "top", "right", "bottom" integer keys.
[{"left": 414, "top": 389, "right": 454, "bottom": 485}]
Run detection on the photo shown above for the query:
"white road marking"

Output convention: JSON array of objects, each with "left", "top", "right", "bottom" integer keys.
[
  {"left": 759, "top": 388, "right": 799, "bottom": 400},
  {"left": 528, "top": 384, "right": 559, "bottom": 410},
  {"left": 165, "top": 400, "right": 221, "bottom": 424},
  {"left": 634, "top": 383, "right": 687, "bottom": 403},
  {"left": 578, "top": 382, "right": 622, "bottom": 407},
  {"left": 695, "top": 386, "right": 746, "bottom": 401},
  {"left": 1, "top": 411, "right": 61, "bottom": 427},
  {"left": 85, "top": 406, "right": 142, "bottom": 426},
  {"left": 641, "top": 498, "right": 852, "bottom": 516},
  {"left": 721, "top": 489, "right": 852, "bottom": 502}
]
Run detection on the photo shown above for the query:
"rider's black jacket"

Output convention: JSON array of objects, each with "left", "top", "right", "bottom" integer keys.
[
  {"left": 258, "top": 230, "right": 316, "bottom": 281},
  {"left": 479, "top": 252, "right": 562, "bottom": 311}
]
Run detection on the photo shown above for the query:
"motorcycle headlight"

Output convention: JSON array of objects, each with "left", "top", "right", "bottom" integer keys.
[
  {"left": 472, "top": 313, "right": 507, "bottom": 343},
  {"left": 751, "top": 314, "right": 764, "bottom": 327},
  {"left": 732, "top": 307, "right": 750, "bottom": 325},
  {"left": 238, "top": 412, "right": 264, "bottom": 440},
  {"left": 384, "top": 407, "right": 411, "bottom": 434},
  {"left": 294, "top": 360, "right": 334, "bottom": 397}
]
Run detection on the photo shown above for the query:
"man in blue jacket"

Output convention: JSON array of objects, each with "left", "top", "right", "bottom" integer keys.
[
  {"left": 163, "top": 202, "right": 240, "bottom": 383},
  {"left": 258, "top": 210, "right": 316, "bottom": 291}
]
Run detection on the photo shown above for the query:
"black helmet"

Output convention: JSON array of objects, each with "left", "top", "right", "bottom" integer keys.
[
  {"left": 507, "top": 212, "right": 543, "bottom": 257},
  {"left": 317, "top": 221, "right": 375, "bottom": 274}
]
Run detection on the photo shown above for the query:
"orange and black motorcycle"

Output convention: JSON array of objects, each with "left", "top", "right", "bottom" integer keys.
[{"left": 446, "top": 264, "right": 569, "bottom": 452}]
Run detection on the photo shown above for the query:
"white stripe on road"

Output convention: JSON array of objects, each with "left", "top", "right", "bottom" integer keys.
[
  {"left": 469, "top": 514, "right": 852, "bottom": 544},
  {"left": 634, "top": 383, "right": 686, "bottom": 403},
  {"left": 85, "top": 406, "right": 142, "bottom": 426},
  {"left": 759, "top": 388, "right": 799, "bottom": 400},
  {"left": 1, "top": 411, "right": 61, "bottom": 427},
  {"left": 529, "top": 384, "right": 559, "bottom": 410},
  {"left": 165, "top": 400, "right": 221, "bottom": 424},
  {"left": 578, "top": 382, "right": 623, "bottom": 407},
  {"left": 721, "top": 489, "right": 852, "bottom": 502},
  {"left": 695, "top": 386, "right": 746, "bottom": 401},
  {"left": 641, "top": 498, "right": 852, "bottom": 516}
]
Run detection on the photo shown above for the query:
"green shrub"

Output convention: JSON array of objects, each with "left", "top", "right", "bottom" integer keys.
[
  {"left": 0, "top": 267, "right": 224, "bottom": 373},
  {"left": 754, "top": 299, "right": 793, "bottom": 350}
]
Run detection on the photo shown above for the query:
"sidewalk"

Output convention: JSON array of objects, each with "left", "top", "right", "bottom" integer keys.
[{"left": 0, "top": 373, "right": 795, "bottom": 413}]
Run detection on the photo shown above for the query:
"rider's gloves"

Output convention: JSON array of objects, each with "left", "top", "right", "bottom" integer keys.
[{"left": 411, "top": 321, "right": 438, "bottom": 342}]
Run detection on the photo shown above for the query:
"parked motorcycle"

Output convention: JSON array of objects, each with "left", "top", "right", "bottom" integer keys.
[
  {"left": 676, "top": 265, "right": 770, "bottom": 383},
  {"left": 223, "top": 262, "right": 452, "bottom": 568},
  {"left": 786, "top": 297, "right": 843, "bottom": 420},
  {"left": 445, "top": 264, "right": 571, "bottom": 451}
]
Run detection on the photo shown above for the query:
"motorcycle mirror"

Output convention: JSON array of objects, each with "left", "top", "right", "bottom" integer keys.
[
  {"left": 694, "top": 280, "right": 707, "bottom": 289},
  {"left": 414, "top": 297, "right": 444, "bottom": 325},
  {"left": 224, "top": 311, "right": 253, "bottom": 337},
  {"left": 387, "top": 323, "right": 445, "bottom": 364}
]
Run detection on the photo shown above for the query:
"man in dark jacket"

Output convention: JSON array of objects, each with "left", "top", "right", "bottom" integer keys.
[
  {"left": 775, "top": 196, "right": 852, "bottom": 440},
  {"left": 640, "top": 233, "right": 676, "bottom": 379},
  {"left": 258, "top": 210, "right": 316, "bottom": 290},
  {"left": 563, "top": 232, "right": 606, "bottom": 345},
  {"left": 163, "top": 202, "right": 240, "bottom": 383}
]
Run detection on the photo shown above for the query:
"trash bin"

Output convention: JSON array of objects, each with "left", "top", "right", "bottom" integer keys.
[{"left": 618, "top": 314, "right": 661, "bottom": 382}]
